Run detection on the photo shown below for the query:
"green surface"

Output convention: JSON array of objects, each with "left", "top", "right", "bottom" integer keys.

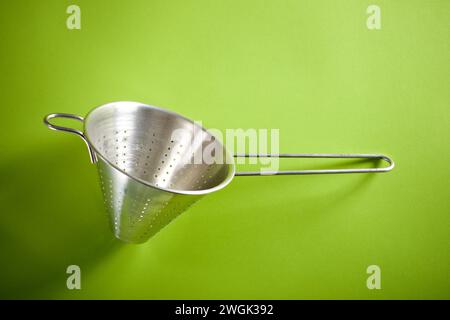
[{"left": 0, "top": 0, "right": 449, "bottom": 299}]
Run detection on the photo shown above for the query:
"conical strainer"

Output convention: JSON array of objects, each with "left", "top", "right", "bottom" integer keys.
[{"left": 44, "top": 101, "right": 394, "bottom": 243}]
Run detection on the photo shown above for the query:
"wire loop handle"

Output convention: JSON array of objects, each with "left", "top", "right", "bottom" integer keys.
[
  {"left": 44, "top": 113, "right": 97, "bottom": 163},
  {"left": 44, "top": 114, "right": 394, "bottom": 175},
  {"left": 234, "top": 153, "right": 394, "bottom": 176}
]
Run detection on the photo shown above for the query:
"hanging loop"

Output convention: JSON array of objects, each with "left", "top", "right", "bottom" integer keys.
[{"left": 44, "top": 113, "right": 97, "bottom": 163}]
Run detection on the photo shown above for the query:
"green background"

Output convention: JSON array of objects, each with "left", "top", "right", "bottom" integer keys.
[{"left": 0, "top": 0, "right": 449, "bottom": 299}]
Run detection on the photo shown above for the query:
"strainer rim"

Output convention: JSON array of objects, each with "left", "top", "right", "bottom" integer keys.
[{"left": 83, "top": 101, "right": 236, "bottom": 195}]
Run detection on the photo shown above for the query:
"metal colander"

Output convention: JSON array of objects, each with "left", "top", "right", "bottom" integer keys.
[{"left": 44, "top": 101, "right": 394, "bottom": 243}]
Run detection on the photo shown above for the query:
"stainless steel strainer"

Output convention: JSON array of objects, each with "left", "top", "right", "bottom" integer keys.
[{"left": 44, "top": 101, "right": 394, "bottom": 243}]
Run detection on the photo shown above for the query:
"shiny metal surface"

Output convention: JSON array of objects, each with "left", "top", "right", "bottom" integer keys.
[
  {"left": 44, "top": 101, "right": 395, "bottom": 243},
  {"left": 84, "top": 102, "right": 235, "bottom": 194},
  {"left": 234, "top": 153, "right": 394, "bottom": 175},
  {"left": 96, "top": 157, "right": 202, "bottom": 243},
  {"left": 45, "top": 102, "right": 235, "bottom": 243}
]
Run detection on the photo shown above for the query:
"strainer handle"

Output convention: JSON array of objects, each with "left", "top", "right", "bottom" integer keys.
[
  {"left": 233, "top": 153, "right": 394, "bottom": 176},
  {"left": 43, "top": 113, "right": 97, "bottom": 163}
]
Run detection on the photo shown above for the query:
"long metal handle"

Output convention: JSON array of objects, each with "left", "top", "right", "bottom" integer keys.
[
  {"left": 234, "top": 153, "right": 394, "bottom": 176},
  {"left": 43, "top": 113, "right": 97, "bottom": 163}
]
